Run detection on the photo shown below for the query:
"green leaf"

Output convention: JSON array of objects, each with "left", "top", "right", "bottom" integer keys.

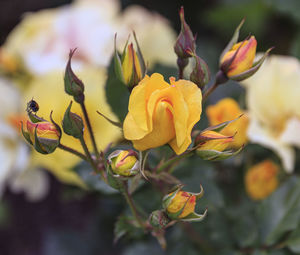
[
  {"left": 284, "top": 227, "right": 300, "bottom": 253},
  {"left": 257, "top": 176, "right": 300, "bottom": 246},
  {"left": 114, "top": 215, "right": 142, "bottom": 243},
  {"left": 105, "top": 58, "right": 130, "bottom": 122}
]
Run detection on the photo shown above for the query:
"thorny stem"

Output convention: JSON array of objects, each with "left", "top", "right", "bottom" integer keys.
[
  {"left": 80, "top": 102, "right": 100, "bottom": 157},
  {"left": 122, "top": 182, "right": 146, "bottom": 230},
  {"left": 58, "top": 143, "right": 87, "bottom": 161}
]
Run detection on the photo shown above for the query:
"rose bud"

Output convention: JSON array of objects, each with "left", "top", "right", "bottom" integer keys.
[
  {"left": 174, "top": 6, "right": 196, "bottom": 59},
  {"left": 219, "top": 19, "right": 272, "bottom": 82},
  {"left": 190, "top": 53, "right": 211, "bottom": 90},
  {"left": 114, "top": 33, "right": 146, "bottom": 89},
  {"left": 196, "top": 130, "right": 234, "bottom": 152},
  {"left": 220, "top": 36, "right": 257, "bottom": 78},
  {"left": 64, "top": 49, "right": 85, "bottom": 103},
  {"left": 162, "top": 185, "right": 207, "bottom": 222},
  {"left": 245, "top": 160, "right": 279, "bottom": 200},
  {"left": 62, "top": 101, "right": 84, "bottom": 139},
  {"left": 21, "top": 114, "right": 61, "bottom": 154},
  {"left": 108, "top": 150, "right": 139, "bottom": 177}
]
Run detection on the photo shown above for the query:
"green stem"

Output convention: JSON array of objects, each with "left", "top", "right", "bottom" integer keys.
[
  {"left": 80, "top": 102, "right": 100, "bottom": 157},
  {"left": 79, "top": 136, "right": 107, "bottom": 183},
  {"left": 58, "top": 143, "right": 87, "bottom": 161},
  {"left": 202, "top": 80, "right": 218, "bottom": 101},
  {"left": 122, "top": 182, "right": 145, "bottom": 230},
  {"left": 156, "top": 152, "right": 193, "bottom": 174}
]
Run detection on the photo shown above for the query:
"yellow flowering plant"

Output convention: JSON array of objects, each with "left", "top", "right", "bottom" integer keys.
[{"left": 18, "top": 5, "right": 279, "bottom": 250}]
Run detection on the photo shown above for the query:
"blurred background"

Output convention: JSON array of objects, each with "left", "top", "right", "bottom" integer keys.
[{"left": 0, "top": 0, "right": 300, "bottom": 254}]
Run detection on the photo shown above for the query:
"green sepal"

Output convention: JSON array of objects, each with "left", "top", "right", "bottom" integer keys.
[
  {"left": 203, "top": 115, "right": 243, "bottom": 133},
  {"left": 106, "top": 166, "right": 126, "bottom": 191},
  {"left": 62, "top": 101, "right": 84, "bottom": 138},
  {"left": 180, "top": 208, "right": 208, "bottom": 222},
  {"left": 190, "top": 184, "right": 204, "bottom": 200},
  {"left": 33, "top": 125, "right": 47, "bottom": 154},
  {"left": 133, "top": 31, "right": 146, "bottom": 76},
  {"left": 197, "top": 145, "right": 244, "bottom": 161},
  {"left": 64, "top": 49, "right": 85, "bottom": 103},
  {"left": 28, "top": 111, "right": 46, "bottom": 123},
  {"left": 96, "top": 110, "right": 122, "bottom": 128},
  {"left": 229, "top": 47, "right": 273, "bottom": 81},
  {"left": 21, "top": 122, "right": 33, "bottom": 145},
  {"left": 49, "top": 111, "right": 62, "bottom": 140},
  {"left": 114, "top": 34, "right": 125, "bottom": 83},
  {"left": 162, "top": 184, "right": 184, "bottom": 209},
  {"left": 219, "top": 18, "right": 245, "bottom": 64}
]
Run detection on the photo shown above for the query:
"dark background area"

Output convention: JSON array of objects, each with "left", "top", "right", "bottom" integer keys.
[{"left": 0, "top": 0, "right": 300, "bottom": 254}]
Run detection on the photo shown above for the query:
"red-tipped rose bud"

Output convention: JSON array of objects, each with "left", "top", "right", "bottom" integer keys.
[
  {"left": 22, "top": 115, "right": 61, "bottom": 154},
  {"left": 174, "top": 7, "right": 196, "bottom": 59}
]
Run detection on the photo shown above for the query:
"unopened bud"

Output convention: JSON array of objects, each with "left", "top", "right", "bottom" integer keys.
[
  {"left": 149, "top": 210, "right": 171, "bottom": 229},
  {"left": 21, "top": 112, "right": 61, "bottom": 154},
  {"left": 174, "top": 7, "right": 196, "bottom": 59},
  {"left": 108, "top": 150, "right": 139, "bottom": 177},
  {"left": 190, "top": 54, "right": 210, "bottom": 89},
  {"left": 62, "top": 101, "right": 84, "bottom": 138},
  {"left": 196, "top": 130, "right": 234, "bottom": 152},
  {"left": 64, "top": 49, "right": 85, "bottom": 103},
  {"left": 114, "top": 33, "right": 146, "bottom": 89}
]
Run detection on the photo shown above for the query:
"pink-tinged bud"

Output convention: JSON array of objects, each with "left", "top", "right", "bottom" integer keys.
[
  {"left": 166, "top": 191, "right": 196, "bottom": 218},
  {"left": 220, "top": 36, "right": 257, "bottom": 77},
  {"left": 22, "top": 116, "right": 61, "bottom": 154},
  {"left": 162, "top": 185, "right": 206, "bottom": 222},
  {"left": 196, "top": 130, "right": 234, "bottom": 152},
  {"left": 174, "top": 6, "right": 196, "bottom": 59},
  {"left": 108, "top": 150, "right": 139, "bottom": 177}
]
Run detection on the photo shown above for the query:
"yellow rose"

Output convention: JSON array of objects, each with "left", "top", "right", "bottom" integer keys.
[
  {"left": 23, "top": 67, "right": 121, "bottom": 187},
  {"left": 206, "top": 98, "right": 248, "bottom": 148},
  {"left": 123, "top": 73, "right": 202, "bottom": 154},
  {"left": 245, "top": 160, "right": 279, "bottom": 200},
  {"left": 242, "top": 55, "right": 300, "bottom": 173}
]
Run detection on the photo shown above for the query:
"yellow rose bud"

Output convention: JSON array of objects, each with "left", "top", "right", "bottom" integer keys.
[
  {"left": 245, "top": 160, "right": 279, "bottom": 200},
  {"left": 197, "top": 130, "right": 234, "bottom": 152},
  {"left": 206, "top": 98, "right": 248, "bottom": 148},
  {"left": 221, "top": 36, "right": 257, "bottom": 77},
  {"left": 108, "top": 150, "right": 139, "bottom": 177},
  {"left": 122, "top": 43, "right": 142, "bottom": 86},
  {"left": 166, "top": 191, "right": 196, "bottom": 218},
  {"left": 123, "top": 73, "right": 202, "bottom": 155}
]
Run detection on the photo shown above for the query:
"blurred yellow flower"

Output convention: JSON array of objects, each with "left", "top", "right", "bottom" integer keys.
[
  {"left": 23, "top": 67, "right": 121, "bottom": 187},
  {"left": 242, "top": 55, "right": 300, "bottom": 173},
  {"left": 3, "top": 0, "right": 176, "bottom": 76},
  {"left": 123, "top": 73, "right": 202, "bottom": 155},
  {"left": 245, "top": 160, "right": 279, "bottom": 200},
  {"left": 206, "top": 98, "right": 248, "bottom": 148}
]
